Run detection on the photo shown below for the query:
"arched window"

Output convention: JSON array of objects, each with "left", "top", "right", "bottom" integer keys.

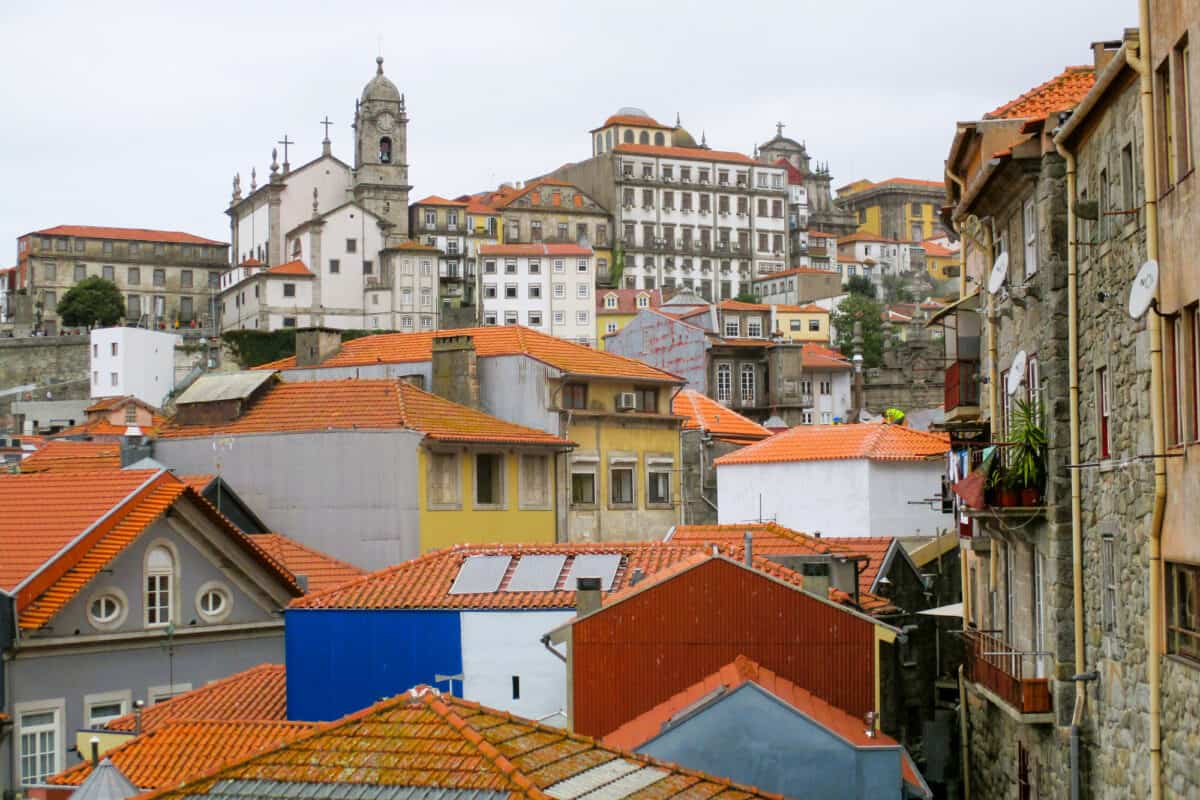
[
  {"left": 596, "top": 134, "right": 603, "bottom": 154},
  {"left": 654, "top": 132, "right": 665, "bottom": 146},
  {"left": 379, "top": 137, "right": 392, "bottom": 164},
  {"left": 606, "top": 130, "right": 613, "bottom": 150},
  {"left": 145, "top": 546, "right": 174, "bottom": 627},
  {"left": 639, "top": 131, "right": 650, "bottom": 145},
  {"left": 623, "top": 130, "right": 634, "bottom": 144}
]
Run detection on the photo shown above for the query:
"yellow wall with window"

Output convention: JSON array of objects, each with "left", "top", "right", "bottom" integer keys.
[
  {"left": 596, "top": 312, "right": 636, "bottom": 350},
  {"left": 418, "top": 446, "right": 558, "bottom": 552},
  {"left": 856, "top": 205, "right": 882, "bottom": 236},
  {"left": 775, "top": 310, "right": 830, "bottom": 343},
  {"left": 926, "top": 253, "right": 959, "bottom": 282},
  {"left": 904, "top": 203, "right": 935, "bottom": 241}
]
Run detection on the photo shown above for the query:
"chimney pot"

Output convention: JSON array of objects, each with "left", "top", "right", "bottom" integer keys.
[
  {"left": 743, "top": 530, "right": 753, "bottom": 566},
  {"left": 90, "top": 737, "right": 100, "bottom": 767},
  {"left": 575, "top": 576, "right": 602, "bottom": 617}
]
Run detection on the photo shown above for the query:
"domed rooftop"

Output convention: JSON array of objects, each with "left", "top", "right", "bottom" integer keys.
[
  {"left": 361, "top": 57, "right": 401, "bottom": 103},
  {"left": 616, "top": 106, "right": 650, "bottom": 117},
  {"left": 672, "top": 127, "right": 699, "bottom": 148}
]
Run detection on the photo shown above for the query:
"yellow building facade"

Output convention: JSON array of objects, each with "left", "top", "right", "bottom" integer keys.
[
  {"left": 774, "top": 305, "right": 831, "bottom": 343},
  {"left": 835, "top": 178, "right": 947, "bottom": 242},
  {"left": 596, "top": 288, "right": 661, "bottom": 350}
]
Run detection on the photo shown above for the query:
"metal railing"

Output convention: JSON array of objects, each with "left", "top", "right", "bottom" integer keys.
[{"left": 963, "top": 629, "right": 1051, "bottom": 714}]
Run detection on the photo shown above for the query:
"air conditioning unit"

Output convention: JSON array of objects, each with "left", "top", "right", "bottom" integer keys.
[{"left": 616, "top": 392, "right": 637, "bottom": 411}]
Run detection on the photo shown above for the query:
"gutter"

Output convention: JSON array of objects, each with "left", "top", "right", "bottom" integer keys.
[{"left": 1126, "top": 17, "right": 1166, "bottom": 800}]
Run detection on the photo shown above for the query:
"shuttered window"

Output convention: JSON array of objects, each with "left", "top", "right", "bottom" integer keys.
[
  {"left": 520, "top": 454, "right": 551, "bottom": 508},
  {"left": 428, "top": 452, "right": 460, "bottom": 508}
]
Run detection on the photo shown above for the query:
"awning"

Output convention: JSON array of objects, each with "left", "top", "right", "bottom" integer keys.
[
  {"left": 918, "top": 602, "right": 963, "bottom": 618},
  {"left": 925, "top": 290, "right": 980, "bottom": 327}
]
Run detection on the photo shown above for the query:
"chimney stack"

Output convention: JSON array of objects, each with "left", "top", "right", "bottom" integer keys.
[
  {"left": 133, "top": 700, "right": 144, "bottom": 735},
  {"left": 120, "top": 429, "right": 152, "bottom": 467},
  {"left": 1091, "top": 38, "right": 1123, "bottom": 73},
  {"left": 295, "top": 327, "right": 342, "bottom": 368},
  {"left": 575, "top": 576, "right": 602, "bottom": 617},
  {"left": 431, "top": 334, "right": 480, "bottom": 408},
  {"left": 90, "top": 737, "right": 100, "bottom": 767},
  {"left": 743, "top": 531, "right": 753, "bottom": 566}
]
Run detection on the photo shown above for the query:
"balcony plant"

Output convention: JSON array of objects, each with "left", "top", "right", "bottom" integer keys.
[
  {"left": 1007, "top": 398, "right": 1047, "bottom": 506},
  {"left": 984, "top": 454, "right": 1006, "bottom": 507}
]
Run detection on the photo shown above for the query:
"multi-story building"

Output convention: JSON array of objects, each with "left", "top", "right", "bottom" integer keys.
[
  {"left": 750, "top": 267, "right": 843, "bottom": 307},
  {"left": 477, "top": 243, "right": 595, "bottom": 345},
  {"left": 89, "top": 327, "right": 179, "bottom": 408},
  {"left": 920, "top": 237, "right": 961, "bottom": 284},
  {"left": 491, "top": 179, "right": 614, "bottom": 283},
  {"left": 837, "top": 232, "right": 925, "bottom": 295},
  {"left": 807, "top": 230, "right": 838, "bottom": 270},
  {"left": 409, "top": 196, "right": 474, "bottom": 319},
  {"left": 836, "top": 178, "right": 948, "bottom": 242},
  {"left": 553, "top": 109, "right": 788, "bottom": 300},
  {"left": 220, "top": 58, "right": 427, "bottom": 332},
  {"left": 595, "top": 287, "right": 662, "bottom": 349},
  {"left": 14, "top": 226, "right": 228, "bottom": 333}
]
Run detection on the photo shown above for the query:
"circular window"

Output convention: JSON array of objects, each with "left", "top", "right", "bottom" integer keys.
[
  {"left": 86, "top": 589, "right": 128, "bottom": 631},
  {"left": 194, "top": 582, "right": 232, "bottom": 623}
]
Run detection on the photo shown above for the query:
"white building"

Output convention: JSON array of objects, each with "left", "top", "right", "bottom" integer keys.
[
  {"left": 89, "top": 327, "right": 179, "bottom": 407},
  {"left": 554, "top": 109, "right": 788, "bottom": 300},
  {"left": 479, "top": 243, "right": 594, "bottom": 345},
  {"left": 799, "top": 344, "right": 854, "bottom": 425},
  {"left": 835, "top": 233, "right": 924, "bottom": 295},
  {"left": 715, "top": 423, "right": 950, "bottom": 537},
  {"left": 221, "top": 57, "right": 428, "bottom": 332}
]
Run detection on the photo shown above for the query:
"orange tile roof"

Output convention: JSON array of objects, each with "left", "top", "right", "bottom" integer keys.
[
  {"left": 603, "top": 655, "right": 900, "bottom": 751},
  {"left": 28, "top": 225, "right": 226, "bottom": 246},
  {"left": 596, "top": 288, "right": 663, "bottom": 314},
  {"left": 592, "top": 113, "right": 672, "bottom": 131},
  {"left": 254, "top": 326, "right": 684, "bottom": 383},
  {"left": 106, "top": 664, "right": 288, "bottom": 733},
  {"left": 50, "top": 720, "right": 316, "bottom": 790},
  {"left": 292, "top": 542, "right": 723, "bottom": 610},
  {"left": 53, "top": 413, "right": 168, "bottom": 439},
  {"left": 18, "top": 440, "right": 122, "bottom": 473},
  {"left": 254, "top": 533, "right": 365, "bottom": 595},
  {"left": 714, "top": 423, "right": 950, "bottom": 466},
  {"left": 85, "top": 396, "right": 158, "bottom": 414},
  {"left": 478, "top": 243, "right": 592, "bottom": 257},
  {"left": 985, "top": 65, "right": 1096, "bottom": 120},
  {"left": 821, "top": 536, "right": 897, "bottom": 597},
  {"left": 874, "top": 177, "right": 945, "bottom": 189},
  {"left": 802, "top": 342, "right": 852, "bottom": 370},
  {"left": 808, "top": 230, "right": 838, "bottom": 238},
  {"left": 492, "top": 178, "right": 584, "bottom": 210},
  {"left": 613, "top": 142, "right": 756, "bottom": 165},
  {"left": 920, "top": 240, "right": 956, "bottom": 257},
  {"left": 181, "top": 473, "right": 215, "bottom": 492},
  {"left": 389, "top": 240, "right": 442, "bottom": 252},
  {"left": 161, "top": 379, "right": 573, "bottom": 447},
  {"left": 411, "top": 195, "right": 469, "bottom": 207},
  {"left": 669, "top": 522, "right": 858, "bottom": 558},
  {"left": 140, "top": 688, "right": 788, "bottom": 800},
  {"left": 265, "top": 259, "right": 313, "bottom": 276},
  {"left": 672, "top": 390, "right": 770, "bottom": 443}
]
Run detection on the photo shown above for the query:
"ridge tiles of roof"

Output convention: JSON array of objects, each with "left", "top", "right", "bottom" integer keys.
[
  {"left": 613, "top": 142, "right": 756, "bottom": 164},
  {"left": 670, "top": 522, "right": 861, "bottom": 557},
  {"left": 105, "top": 664, "right": 288, "bottom": 732},
  {"left": 985, "top": 65, "right": 1096, "bottom": 120},
  {"left": 714, "top": 422, "right": 950, "bottom": 466},
  {"left": 136, "top": 687, "right": 790, "bottom": 800},
  {"left": 28, "top": 225, "right": 225, "bottom": 246},
  {"left": 253, "top": 325, "right": 683, "bottom": 383},
  {"left": 671, "top": 390, "right": 771, "bottom": 442},
  {"left": 264, "top": 259, "right": 313, "bottom": 276}
]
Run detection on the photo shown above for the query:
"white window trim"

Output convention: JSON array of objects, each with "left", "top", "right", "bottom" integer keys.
[
  {"left": 194, "top": 580, "right": 234, "bottom": 624},
  {"left": 143, "top": 539, "right": 179, "bottom": 629},
  {"left": 83, "top": 689, "right": 132, "bottom": 729},
  {"left": 86, "top": 586, "right": 129, "bottom": 632},
  {"left": 16, "top": 698, "right": 65, "bottom": 787},
  {"left": 147, "top": 683, "right": 193, "bottom": 705}
]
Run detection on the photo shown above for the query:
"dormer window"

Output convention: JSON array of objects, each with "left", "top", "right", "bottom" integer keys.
[
  {"left": 379, "top": 137, "right": 392, "bottom": 163},
  {"left": 605, "top": 294, "right": 618, "bottom": 310},
  {"left": 636, "top": 293, "right": 649, "bottom": 309}
]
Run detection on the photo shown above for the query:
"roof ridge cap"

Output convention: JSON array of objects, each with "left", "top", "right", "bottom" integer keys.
[{"left": 422, "top": 694, "right": 547, "bottom": 796}]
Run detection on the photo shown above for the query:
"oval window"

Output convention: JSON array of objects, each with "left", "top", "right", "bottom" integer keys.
[
  {"left": 90, "top": 595, "right": 121, "bottom": 624},
  {"left": 200, "top": 590, "right": 226, "bottom": 616},
  {"left": 196, "top": 584, "right": 232, "bottom": 622}
]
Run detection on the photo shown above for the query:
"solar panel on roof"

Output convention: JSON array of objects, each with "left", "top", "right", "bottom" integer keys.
[
  {"left": 505, "top": 554, "right": 568, "bottom": 592},
  {"left": 448, "top": 555, "right": 512, "bottom": 594},
  {"left": 563, "top": 554, "right": 622, "bottom": 591}
]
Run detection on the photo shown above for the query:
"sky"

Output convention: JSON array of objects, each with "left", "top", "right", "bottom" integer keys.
[{"left": 0, "top": 0, "right": 1134, "bottom": 257}]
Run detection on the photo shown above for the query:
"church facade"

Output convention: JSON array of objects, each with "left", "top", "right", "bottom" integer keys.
[{"left": 220, "top": 58, "right": 436, "bottom": 333}]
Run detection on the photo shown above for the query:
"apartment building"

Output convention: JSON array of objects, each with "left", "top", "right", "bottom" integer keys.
[
  {"left": 835, "top": 177, "right": 948, "bottom": 242},
  {"left": 409, "top": 196, "right": 474, "bottom": 317},
  {"left": 14, "top": 226, "right": 228, "bottom": 333},
  {"left": 491, "top": 179, "right": 614, "bottom": 282},
  {"left": 478, "top": 243, "right": 595, "bottom": 345}
]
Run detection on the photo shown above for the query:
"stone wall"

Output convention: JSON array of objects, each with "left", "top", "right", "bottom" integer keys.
[
  {"left": 863, "top": 322, "right": 945, "bottom": 414},
  {"left": 680, "top": 431, "right": 744, "bottom": 525},
  {"left": 0, "top": 335, "right": 90, "bottom": 426}
]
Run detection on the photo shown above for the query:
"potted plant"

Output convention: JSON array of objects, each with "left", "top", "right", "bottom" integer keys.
[
  {"left": 1008, "top": 398, "right": 1047, "bottom": 506},
  {"left": 984, "top": 458, "right": 1006, "bottom": 507},
  {"left": 997, "top": 467, "right": 1021, "bottom": 507}
]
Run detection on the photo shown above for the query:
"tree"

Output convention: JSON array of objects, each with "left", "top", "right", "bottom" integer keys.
[
  {"left": 881, "top": 274, "right": 915, "bottom": 303},
  {"left": 733, "top": 290, "right": 760, "bottom": 303},
  {"left": 843, "top": 275, "right": 876, "bottom": 298},
  {"left": 56, "top": 277, "right": 124, "bottom": 327},
  {"left": 832, "top": 293, "right": 886, "bottom": 368}
]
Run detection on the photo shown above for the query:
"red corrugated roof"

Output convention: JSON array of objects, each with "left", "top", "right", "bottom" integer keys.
[
  {"left": 28, "top": 225, "right": 225, "bottom": 246},
  {"left": 671, "top": 390, "right": 770, "bottom": 442},
  {"left": 714, "top": 423, "right": 950, "bottom": 466},
  {"left": 105, "top": 664, "right": 288, "bottom": 732},
  {"left": 985, "top": 65, "right": 1096, "bottom": 120}
]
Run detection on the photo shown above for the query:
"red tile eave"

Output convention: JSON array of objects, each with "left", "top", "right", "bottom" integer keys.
[
  {"left": 612, "top": 143, "right": 757, "bottom": 165},
  {"left": 27, "top": 225, "right": 226, "bottom": 246}
]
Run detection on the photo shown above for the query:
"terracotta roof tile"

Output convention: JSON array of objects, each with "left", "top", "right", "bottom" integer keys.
[
  {"left": 714, "top": 423, "right": 950, "bottom": 466},
  {"left": 264, "top": 259, "right": 313, "bottom": 277},
  {"left": 50, "top": 720, "right": 316, "bottom": 790},
  {"left": 671, "top": 390, "right": 770, "bottom": 443},
  {"left": 18, "top": 440, "right": 122, "bottom": 473},
  {"left": 920, "top": 240, "right": 956, "bottom": 258},
  {"left": 160, "top": 379, "right": 573, "bottom": 447},
  {"left": 28, "top": 225, "right": 225, "bottom": 246},
  {"left": 105, "top": 664, "right": 288, "bottom": 732},
  {"left": 670, "top": 522, "right": 859, "bottom": 557},
  {"left": 53, "top": 413, "right": 168, "bottom": 439},
  {"left": 254, "top": 326, "right": 684, "bottom": 383},
  {"left": 479, "top": 243, "right": 593, "bottom": 257},
  {"left": 596, "top": 288, "right": 663, "bottom": 314},
  {"left": 85, "top": 396, "right": 158, "bottom": 414},
  {"left": 808, "top": 231, "right": 837, "bottom": 239},
  {"left": 389, "top": 240, "right": 442, "bottom": 253},
  {"left": 613, "top": 143, "right": 757, "bottom": 165},
  {"left": 411, "top": 195, "right": 469, "bottom": 207},
  {"left": 985, "top": 65, "right": 1096, "bottom": 120},
  {"left": 139, "top": 688, "right": 788, "bottom": 800},
  {"left": 592, "top": 113, "right": 672, "bottom": 131},
  {"left": 821, "top": 537, "right": 897, "bottom": 597},
  {"left": 802, "top": 342, "right": 851, "bottom": 371},
  {"left": 253, "top": 533, "right": 365, "bottom": 595}
]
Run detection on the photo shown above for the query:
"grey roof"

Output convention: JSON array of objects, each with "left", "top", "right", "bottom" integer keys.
[
  {"left": 69, "top": 758, "right": 139, "bottom": 800},
  {"left": 122, "top": 456, "right": 168, "bottom": 471},
  {"left": 188, "top": 781, "right": 507, "bottom": 800},
  {"left": 176, "top": 371, "right": 274, "bottom": 405}
]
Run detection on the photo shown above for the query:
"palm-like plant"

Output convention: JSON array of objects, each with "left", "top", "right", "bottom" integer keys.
[{"left": 1008, "top": 398, "right": 1047, "bottom": 493}]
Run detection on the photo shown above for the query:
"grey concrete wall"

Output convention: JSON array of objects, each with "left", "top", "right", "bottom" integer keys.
[
  {"left": 0, "top": 336, "right": 90, "bottom": 427},
  {"left": 680, "top": 432, "right": 745, "bottom": 526},
  {"left": 154, "top": 429, "right": 423, "bottom": 570},
  {"left": 477, "top": 355, "right": 559, "bottom": 434},
  {"left": 10, "top": 399, "right": 90, "bottom": 433},
  {"left": 639, "top": 683, "right": 902, "bottom": 799},
  {"left": 279, "top": 361, "right": 432, "bottom": 387},
  {"left": 606, "top": 311, "right": 707, "bottom": 391}
]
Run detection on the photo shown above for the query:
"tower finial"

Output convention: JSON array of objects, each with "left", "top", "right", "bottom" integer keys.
[
  {"left": 776, "top": 121, "right": 785, "bottom": 137},
  {"left": 232, "top": 173, "right": 242, "bottom": 203},
  {"left": 675, "top": 112, "right": 681, "bottom": 127},
  {"left": 701, "top": 130, "right": 707, "bottom": 148},
  {"left": 313, "top": 187, "right": 320, "bottom": 217},
  {"left": 376, "top": 56, "right": 384, "bottom": 75},
  {"left": 250, "top": 167, "right": 257, "bottom": 191},
  {"left": 270, "top": 148, "right": 279, "bottom": 177}
]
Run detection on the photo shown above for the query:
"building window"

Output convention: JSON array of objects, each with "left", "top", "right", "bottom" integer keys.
[
  {"left": 505, "top": 283, "right": 518, "bottom": 299},
  {"left": 474, "top": 453, "right": 504, "bottom": 507},
  {"left": 18, "top": 705, "right": 61, "bottom": 786},
  {"left": 529, "top": 259, "right": 541, "bottom": 275},
  {"left": 724, "top": 320, "right": 740, "bottom": 338},
  {"left": 329, "top": 259, "right": 340, "bottom": 274},
  {"left": 1168, "top": 561, "right": 1200, "bottom": 661},
  {"left": 283, "top": 283, "right": 296, "bottom": 298},
  {"left": 529, "top": 284, "right": 542, "bottom": 299},
  {"left": 153, "top": 268, "right": 165, "bottom": 287},
  {"left": 747, "top": 319, "right": 763, "bottom": 337},
  {"left": 571, "top": 468, "right": 596, "bottom": 505},
  {"left": 647, "top": 465, "right": 671, "bottom": 505},
  {"left": 1102, "top": 535, "right": 1117, "bottom": 633},
  {"left": 87, "top": 590, "right": 126, "bottom": 630},
  {"left": 1159, "top": 58, "right": 1178, "bottom": 185},
  {"left": 576, "top": 310, "right": 589, "bottom": 325},
  {"left": 504, "top": 310, "right": 519, "bottom": 325},
  {"left": 609, "top": 464, "right": 635, "bottom": 506},
  {"left": 145, "top": 545, "right": 175, "bottom": 627},
  {"left": 562, "top": 383, "right": 588, "bottom": 410},
  {"left": 716, "top": 362, "right": 732, "bottom": 403},
  {"left": 520, "top": 454, "right": 551, "bottom": 508},
  {"left": 553, "top": 259, "right": 565, "bottom": 273},
  {"left": 379, "top": 137, "right": 392, "bottom": 163},
  {"left": 484, "top": 259, "right": 496, "bottom": 275},
  {"left": 127, "top": 266, "right": 140, "bottom": 285},
  {"left": 577, "top": 282, "right": 589, "bottom": 299},
  {"left": 740, "top": 364, "right": 756, "bottom": 404},
  {"left": 428, "top": 452, "right": 460, "bottom": 508},
  {"left": 180, "top": 269, "right": 194, "bottom": 288},
  {"left": 808, "top": 319, "right": 820, "bottom": 332},
  {"left": 802, "top": 410, "right": 813, "bottom": 424},
  {"left": 196, "top": 583, "right": 232, "bottom": 623},
  {"left": 85, "top": 693, "right": 129, "bottom": 728},
  {"left": 483, "top": 284, "right": 497, "bottom": 299},
  {"left": 1097, "top": 367, "right": 1111, "bottom": 459},
  {"left": 73, "top": 263, "right": 86, "bottom": 282}
]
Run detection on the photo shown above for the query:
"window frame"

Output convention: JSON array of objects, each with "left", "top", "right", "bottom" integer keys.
[
  {"left": 472, "top": 452, "right": 506, "bottom": 509},
  {"left": 740, "top": 363, "right": 756, "bottom": 405},
  {"left": 518, "top": 452, "right": 553, "bottom": 510},
  {"left": 1023, "top": 197, "right": 1038, "bottom": 277},
  {"left": 1101, "top": 534, "right": 1117, "bottom": 633},
  {"left": 608, "top": 460, "right": 636, "bottom": 508},
  {"left": 84, "top": 690, "right": 131, "bottom": 729},
  {"left": 562, "top": 383, "right": 588, "bottom": 410},
  {"left": 570, "top": 461, "right": 598, "bottom": 507},
  {"left": 645, "top": 458, "right": 673, "bottom": 508},
  {"left": 426, "top": 450, "right": 462, "bottom": 510},
  {"left": 716, "top": 362, "right": 732, "bottom": 403},
  {"left": 1097, "top": 366, "right": 1112, "bottom": 459},
  {"left": 143, "top": 541, "right": 177, "bottom": 628},
  {"left": 1167, "top": 561, "right": 1200, "bottom": 662},
  {"left": 16, "top": 699, "right": 64, "bottom": 787}
]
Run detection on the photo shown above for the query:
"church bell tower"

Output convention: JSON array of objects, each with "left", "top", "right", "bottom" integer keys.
[{"left": 353, "top": 57, "right": 411, "bottom": 241}]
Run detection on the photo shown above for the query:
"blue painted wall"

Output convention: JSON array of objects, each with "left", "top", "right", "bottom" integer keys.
[
  {"left": 639, "top": 684, "right": 903, "bottom": 799},
  {"left": 285, "top": 609, "right": 462, "bottom": 722}
]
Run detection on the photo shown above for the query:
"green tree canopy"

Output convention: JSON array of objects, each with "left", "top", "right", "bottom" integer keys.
[
  {"left": 56, "top": 276, "right": 124, "bottom": 327},
  {"left": 832, "top": 293, "right": 886, "bottom": 368},
  {"left": 733, "top": 290, "right": 760, "bottom": 303},
  {"left": 843, "top": 275, "right": 876, "bottom": 298},
  {"left": 881, "top": 274, "right": 915, "bottom": 303}
]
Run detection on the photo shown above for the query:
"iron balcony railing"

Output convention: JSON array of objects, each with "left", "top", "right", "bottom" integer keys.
[{"left": 963, "top": 629, "right": 1052, "bottom": 715}]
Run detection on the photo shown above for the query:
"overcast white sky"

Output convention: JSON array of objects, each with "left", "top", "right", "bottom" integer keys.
[{"left": 0, "top": 0, "right": 1133, "bottom": 257}]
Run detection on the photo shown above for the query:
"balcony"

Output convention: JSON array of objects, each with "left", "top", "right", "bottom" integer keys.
[
  {"left": 944, "top": 359, "right": 981, "bottom": 420},
  {"left": 964, "top": 629, "right": 1053, "bottom": 721}
]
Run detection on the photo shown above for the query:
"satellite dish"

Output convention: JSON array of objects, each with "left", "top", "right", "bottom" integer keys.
[
  {"left": 1128, "top": 259, "right": 1159, "bottom": 320},
  {"left": 987, "top": 252, "right": 1009, "bottom": 295},
  {"left": 1007, "top": 350, "right": 1027, "bottom": 396}
]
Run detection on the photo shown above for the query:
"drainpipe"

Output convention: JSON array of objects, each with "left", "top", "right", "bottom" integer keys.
[
  {"left": 983, "top": 225, "right": 999, "bottom": 431},
  {"left": 1053, "top": 130, "right": 1089, "bottom": 800},
  {"left": 958, "top": 664, "right": 971, "bottom": 800},
  {"left": 1126, "top": 17, "right": 1166, "bottom": 800},
  {"left": 945, "top": 166, "right": 968, "bottom": 298}
]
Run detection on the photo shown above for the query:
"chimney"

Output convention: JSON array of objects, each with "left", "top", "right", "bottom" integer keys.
[
  {"left": 1091, "top": 39, "right": 1123, "bottom": 73},
  {"left": 629, "top": 567, "right": 645, "bottom": 586},
  {"left": 743, "top": 530, "right": 753, "bottom": 566},
  {"left": 120, "top": 430, "right": 152, "bottom": 467},
  {"left": 133, "top": 700, "right": 144, "bottom": 735},
  {"left": 431, "top": 334, "right": 480, "bottom": 408},
  {"left": 295, "top": 574, "right": 309, "bottom": 593},
  {"left": 575, "top": 576, "right": 602, "bottom": 617},
  {"left": 295, "top": 327, "right": 342, "bottom": 368},
  {"left": 90, "top": 737, "right": 100, "bottom": 767}
]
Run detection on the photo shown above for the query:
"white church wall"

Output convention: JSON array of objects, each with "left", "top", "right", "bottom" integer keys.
[
  {"left": 236, "top": 203, "right": 271, "bottom": 265},
  {"left": 278, "top": 157, "right": 352, "bottom": 237}
]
